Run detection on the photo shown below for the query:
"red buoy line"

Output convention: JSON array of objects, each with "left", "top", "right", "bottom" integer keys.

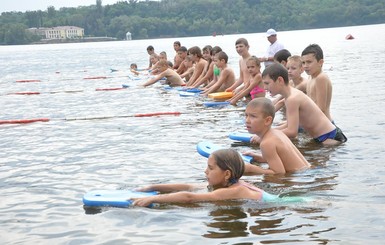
[
  {"left": 0, "top": 118, "right": 50, "bottom": 125},
  {"left": 8, "top": 92, "right": 41, "bottom": 95},
  {"left": 15, "top": 79, "right": 41, "bottom": 83},
  {"left": 5, "top": 87, "right": 128, "bottom": 96},
  {"left": 0, "top": 108, "right": 244, "bottom": 125}
]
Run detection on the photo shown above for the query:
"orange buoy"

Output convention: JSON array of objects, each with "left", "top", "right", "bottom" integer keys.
[
  {"left": 0, "top": 118, "right": 50, "bottom": 125},
  {"left": 345, "top": 34, "right": 354, "bottom": 40},
  {"left": 15, "top": 79, "right": 41, "bottom": 83}
]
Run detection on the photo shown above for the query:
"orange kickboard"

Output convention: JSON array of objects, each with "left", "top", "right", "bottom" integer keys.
[{"left": 208, "top": 92, "right": 233, "bottom": 100}]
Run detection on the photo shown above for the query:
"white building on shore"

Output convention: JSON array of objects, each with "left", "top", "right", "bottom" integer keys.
[{"left": 28, "top": 26, "right": 84, "bottom": 40}]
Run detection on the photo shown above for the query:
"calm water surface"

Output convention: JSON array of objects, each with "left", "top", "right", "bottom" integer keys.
[{"left": 1, "top": 24, "right": 385, "bottom": 244}]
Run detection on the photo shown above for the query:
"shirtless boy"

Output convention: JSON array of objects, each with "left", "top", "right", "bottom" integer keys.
[
  {"left": 172, "top": 41, "right": 183, "bottom": 69},
  {"left": 259, "top": 63, "right": 347, "bottom": 145},
  {"left": 175, "top": 46, "right": 188, "bottom": 75},
  {"left": 225, "top": 38, "right": 251, "bottom": 94},
  {"left": 201, "top": 51, "right": 235, "bottom": 96},
  {"left": 287, "top": 55, "right": 307, "bottom": 93},
  {"left": 142, "top": 60, "right": 185, "bottom": 87},
  {"left": 302, "top": 44, "right": 333, "bottom": 120},
  {"left": 186, "top": 46, "right": 207, "bottom": 86},
  {"left": 243, "top": 97, "right": 310, "bottom": 174}
]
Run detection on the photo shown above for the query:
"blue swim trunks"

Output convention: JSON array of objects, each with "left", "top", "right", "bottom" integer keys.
[{"left": 314, "top": 127, "right": 347, "bottom": 143}]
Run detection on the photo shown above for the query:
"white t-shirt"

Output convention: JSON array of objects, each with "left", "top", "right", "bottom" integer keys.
[{"left": 264, "top": 41, "right": 284, "bottom": 67}]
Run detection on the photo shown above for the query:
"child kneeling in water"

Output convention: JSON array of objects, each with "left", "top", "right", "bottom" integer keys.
[{"left": 132, "top": 149, "right": 297, "bottom": 207}]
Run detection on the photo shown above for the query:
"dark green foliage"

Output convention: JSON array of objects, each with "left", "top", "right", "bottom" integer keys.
[{"left": 0, "top": 0, "right": 384, "bottom": 44}]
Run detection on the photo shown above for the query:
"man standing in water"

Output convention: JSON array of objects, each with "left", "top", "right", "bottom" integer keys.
[{"left": 260, "top": 28, "right": 285, "bottom": 68}]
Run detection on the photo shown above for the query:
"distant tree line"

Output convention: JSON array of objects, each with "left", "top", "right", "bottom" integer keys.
[{"left": 0, "top": 0, "right": 384, "bottom": 45}]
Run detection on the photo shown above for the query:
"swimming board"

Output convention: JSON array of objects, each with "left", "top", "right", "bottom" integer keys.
[
  {"left": 83, "top": 190, "right": 157, "bottom": 207},
  {"left": 179, "top": 91, "right": 199, "bottom": 97},
  {"left": 229, "top": 132, "right": 253, "bottom": 143},
  {"left": 208, "top": 91, "right": 233, "bottom": 100},
  {"left": 203, "top": 101, "right": 230, "bottom": 107},
  {"left": 186, "top": 88, "right": 202, "bottom": 93},
  {"left": 196, "top": 141, "right": 253, "bottom": 163}
]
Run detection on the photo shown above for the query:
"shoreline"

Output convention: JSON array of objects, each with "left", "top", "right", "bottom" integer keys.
[{"left": 32, "top": 36, "right": 118, "bottom": 45}]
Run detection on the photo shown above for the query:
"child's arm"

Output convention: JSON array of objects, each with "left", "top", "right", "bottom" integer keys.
[
  {"left": 280, "top": 98, "right": 300, "bottom": 138},
  {"left": 191, "top": 63, "right": 214, "bottom": 88},
  {"left": 142, "top": 71, "right": 166, "bottom": 87},
  {"left": 314, "top": 75, "right": 330, "bottom": 115},
  {"left": 274, "top": 98, "right": 285, "bottom": 112},
  {"left": 243, "top": 164, "right": 276, "bottom": 175},
  {"left": 203, "top": 69, "right": 230, "bottom": 95},
  {"left": 242, "top": 151, "right": 265, "bottom": 162},
  {"left": 229, "top": 74, "right": 261, "bottom": 105},
  {"left": 180, "top": 67, "right": 194, "bottom": 79},
  {"left": 132, "top": 187, "right": 238, "bottom": 207},
  {"left": 137, "top": 183, "right": 197, "bottom": 192},
  {"left": 186, "top": 61, "right": 205, "bottom": 86},
  {"left": 259, "top": 142, "right": 287, "bottom": 174}
]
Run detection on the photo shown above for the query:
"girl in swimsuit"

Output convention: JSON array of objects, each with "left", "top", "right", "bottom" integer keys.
[
  {"left": 132, "top": 149, "right": 276, "bottom": 207},
  {"left": 228, "top": 56, "right": 266, "bottom": 105}
]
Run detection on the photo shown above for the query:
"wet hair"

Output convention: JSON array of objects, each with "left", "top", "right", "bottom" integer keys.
[
  {"left": 173, "top": 41, "right": 181, "bottom": 46},
  {"left": 247, "top": 55, "right": 261, "bottom": 67},
  {"left": 147, "top": 45, "right": 154, "bottom": 51},
  {"left": 211, "top": 149, "right": 245, "bottom": 184},
  {"left": 301, "top": 44, "right": 323, "bottom": 61},
  {"left": 167, "top": 60, "right": 173, "bottom": 67},
  {"left": 178, "top": 46, "right": 187, "bottom": 52},
  {"left": 215, "top": 51, "right": 228, "bottom": 63},
  {"left": 188, "top": 46, "right": 203, "bottom": 58},
  {"left": 262, "top": 63, "right": 289, "bottom": 85},
  {"left": 247, "top": 97, "right": 276, "bottom": 121},
  {"left": 130, "top": 63, "right": 137, "bottom": 69},
  {"left": 202, "top": 45, "right": 213, "bottom": 53},
  {"left": 210, "top": 46, "right": 222, "bottom": 56},
  {"left": 235, "top": 37, "right": 249, "bottom": 47},
  {"left": 159, "top": 51, "right": 167, "bottom": 60},
  {"left": 274, "top": 49, "right": 291, "bottom": 64},
  {"left": 287, "top": 55, "right": 303, "bottom": 66}
]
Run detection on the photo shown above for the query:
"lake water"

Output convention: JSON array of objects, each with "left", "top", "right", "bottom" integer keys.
[{"left": 1, "top": 23, "right": 385, "bottom": 244}]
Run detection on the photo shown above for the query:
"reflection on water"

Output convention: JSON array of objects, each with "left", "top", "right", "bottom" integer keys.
[{"left": 1, "top": 24, "right": 385, "bottom": 244}]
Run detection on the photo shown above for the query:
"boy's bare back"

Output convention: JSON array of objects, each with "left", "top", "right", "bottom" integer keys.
[
  {"left": 260, "top": 128, "right": 310, "bottom": 173},
  {"left": 162, "top": 68, "right": 185, "bottom": 86},
  {"left": 306, "top": 72, "right": 332, "bottom": 120},
  {"left": 284, "top": 86, "right": 335, "bottom": 138}
]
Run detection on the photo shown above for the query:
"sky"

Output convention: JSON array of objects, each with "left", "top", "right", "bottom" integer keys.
[{"left": 0, "top": 0, "right": 121, "bottom": 13}]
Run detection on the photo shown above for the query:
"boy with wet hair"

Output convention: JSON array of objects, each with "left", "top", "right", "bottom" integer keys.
[{"left": 257, "top": 63, "right": 347, "bottom": 145}]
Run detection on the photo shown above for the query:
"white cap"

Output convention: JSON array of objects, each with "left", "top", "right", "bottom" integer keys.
[{"left": 266, "top": 28, "right": 277, "bottom": 37}]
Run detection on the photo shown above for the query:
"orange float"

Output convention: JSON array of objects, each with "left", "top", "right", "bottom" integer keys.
[
  {"left": 9, "top": 92, "right": 40, "bottom": 95},
  {"left": 0, "top": 118, "right": 50, "bottom": 125},
  {"left": 15, "top": 79, "right": 41, "bottom": 83}
]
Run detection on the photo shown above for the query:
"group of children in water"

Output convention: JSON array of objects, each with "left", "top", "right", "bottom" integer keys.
[{"left": 129, "top": 31, "right": 347, "bottom": 207}]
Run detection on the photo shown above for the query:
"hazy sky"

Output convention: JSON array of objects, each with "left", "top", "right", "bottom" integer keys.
[{"left": 0, "top": 0, "right": 120, "bottom": 13}]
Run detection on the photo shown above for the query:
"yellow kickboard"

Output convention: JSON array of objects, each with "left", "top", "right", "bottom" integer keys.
[{"left": 208, "top": 92, "right": 233, "bottom": 100}]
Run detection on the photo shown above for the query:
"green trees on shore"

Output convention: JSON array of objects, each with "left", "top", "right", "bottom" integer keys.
[{"left": 0, "top": 0, "right": 384, "bottom": 45}]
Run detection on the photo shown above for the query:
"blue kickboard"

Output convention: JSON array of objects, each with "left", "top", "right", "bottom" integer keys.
[
  {"left": 229, "top": 132, "right": 253, "bottom": 143},
  {"left": 196, "top": 141, "right": 253, "bottom": 163},
  {"left": 179, "top": 91, "right": 199, "bottom": 97},
  {"left": 83, "top": 190, "right": 157, "bottom": 207},
  {"left": 186, "top": 88, "right": 202, "bottom": 93},
  {"left": 203, "top": 101, "right": 230, "bottom": 107}
]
